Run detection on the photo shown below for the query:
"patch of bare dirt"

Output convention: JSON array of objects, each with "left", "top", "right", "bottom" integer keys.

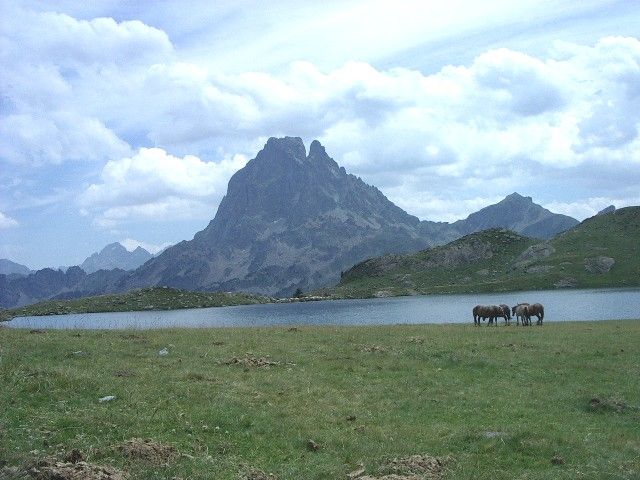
[
  {"left": 117, "top": 438, "right": 177, "bottom": 465},
  {"left": 354, "top": 454, "right": 450, "bottom": 480},
  {"left": 114, "top": 370, "right": 135, "bottom": 378},
  {"left": 224, "top": 355, "right": 280, "bottom": 368},
  {"left": 20, "top": 458, "right": 128, "bottom": 479},
  {"left": 588, "top": 397, "right": 627, "bottom": 413}
]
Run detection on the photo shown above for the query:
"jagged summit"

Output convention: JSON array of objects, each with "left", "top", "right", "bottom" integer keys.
[
  {"left": 131, "top": 138, "right": 427, "bottom": 296},
  {"left": 503, "top": 192, "right": 533, "bottom": 203},
  {"left": 80, "top": 242, "right": 152, "bottom": 273}
]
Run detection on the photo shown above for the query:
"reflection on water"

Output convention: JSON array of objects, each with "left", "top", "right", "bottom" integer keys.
[{"left": 5, "top": 288, "right": 640, "bottom": 330}]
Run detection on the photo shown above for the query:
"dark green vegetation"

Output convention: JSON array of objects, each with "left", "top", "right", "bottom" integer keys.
[
  {"left": 0, "top": 287, "right": 270, "bottom": 321},
  {"left": 1, "top": 321, "right": 638, "bottom": 479},
  {"left": 324, "top": 207, "right": 640, "bottom": 298}
]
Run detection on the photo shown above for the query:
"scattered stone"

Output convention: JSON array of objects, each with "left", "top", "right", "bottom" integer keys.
[
  {"left": 407, "top": 337, "right": 425, "bottom": 344},
  {"left": 29, "top": 329, "right": 46, "bottom": 334},
  {"left": 224, "top": 355, "right": 280, "bottom": 368},
  {"left": 64, "top": 449, "right": 84, "bottom": 464},
  {"left": 306, "top": 439, "right": 321, "bottom": 452},
  {"left": 513, "top": 242, "right": 556, "bottom": 270},
  {"left": 347, "top": 464, "right": 366, "bottom": 478},
  {"left": 346, "top": 415, "right": 357, "bottom": 422},
  {"left": 360, "top": 454, "right": 450, "bottom": 480},
  {"left": 114, "top": 370, "right": 135, "bottom": 378},
  {"left": 361, "top": 345, "right": 388, "bottom": 353},
  {"left": 525, "top": 265, "right": 554, "bottom": 274},
  {"left": 117, "top": 438, "right": 178, "bottom": 465},
  {"left": 584, "top": 256, "right": 615, "bottom": 274},
  {"left": 287, "top": 327, "right": 299, "bottom": 332},
  {"left": 588, "top": 396, "right": 627, "bottom": 413},
  {"left": 158, "top": 348, "right": 169, "bottom": 356},
  {"left": 554, "top": 277, "right": 577, "bottom": 288},
  {"left": 25, "top": 458, "right": 128, "bottom": 479},
  {"left": 374, "top": 290, "right": 392, "bottom": 298},
  {"left": 551, "top": 455, "right": 565, "bottom": 465},
  {"left": 483, "top": 431, "right": 505, "bottom": 438},
  {"left": 98, "top": 395, "right": 116, "bottom": 403}
]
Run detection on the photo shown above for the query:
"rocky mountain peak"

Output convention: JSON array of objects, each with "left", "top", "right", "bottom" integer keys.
[
  {"left": 80, "top": 242, "right": 152, "bottom": 274},
  {"left": 503, "top": 192, "right": 533, "bottom": 204}
]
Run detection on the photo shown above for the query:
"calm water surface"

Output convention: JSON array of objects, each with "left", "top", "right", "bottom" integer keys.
[{"left": 4, "top": 288, "right": 639, "bottom": 330}]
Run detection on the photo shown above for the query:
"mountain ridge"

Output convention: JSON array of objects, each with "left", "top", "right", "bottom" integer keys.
[
  {"left": 1, "top": 137, "right": 582, "bottom": 307},
  {"left": 80, "top": 242, "right": 153, "bottom": 274}
]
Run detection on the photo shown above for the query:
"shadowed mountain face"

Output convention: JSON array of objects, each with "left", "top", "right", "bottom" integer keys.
[
  {"left": 453, "top": 193, "right": 579, "bottom": 239},
  {"left": 128, "top": 137, "right": 433, "bottom": 296}
]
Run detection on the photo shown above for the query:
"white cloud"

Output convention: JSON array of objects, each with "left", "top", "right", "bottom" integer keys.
[
  {"left": 544, "top": 196, "right": 640, "bottom": 221},
  {"left": 80, "top": 147, "right": 247, "bottom": 225},
  {"left": 0, "top": 211, "right": 18, "bottom": 229},
  {"left": 2, "top": 2, "right": 640, "bottom": 228}
]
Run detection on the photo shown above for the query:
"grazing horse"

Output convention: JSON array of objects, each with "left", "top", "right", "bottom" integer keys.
[
  {"left": 498, "top": 304, "right": 511, "bottom": 325},
  {"left": 512, "top": 303, "right": 530, "bottom": 326},
  {"left": 473, "top": 305, "right": 501, "bottom": 326},
  {"left": 527, "top": 303, "right": 544, "bottom": 325}
]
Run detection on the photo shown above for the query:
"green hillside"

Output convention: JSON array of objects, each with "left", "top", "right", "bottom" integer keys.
[
  {"left": 0, "top": 287, "right": 270, "bottom": 321},
  {"left": 322, "top": 206, "right": 640, "bottom": 298}
]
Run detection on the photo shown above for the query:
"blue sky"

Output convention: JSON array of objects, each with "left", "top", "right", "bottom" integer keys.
[{"left": 1, "top": 0, "right": 640, "bottom": 269}]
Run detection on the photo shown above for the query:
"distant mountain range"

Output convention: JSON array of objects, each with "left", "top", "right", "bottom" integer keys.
[
  {"left": 80, "top": 242, "right": 153, "bottom": 274},
  {"left": 1, "top": 137, "right": 583, "bottom": 308},
  {"left": 0, "top": 258, "right": 31, "bottom": 276}
]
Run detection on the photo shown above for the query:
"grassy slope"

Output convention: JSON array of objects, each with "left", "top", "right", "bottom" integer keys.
[
  {"left": 1, "top": 321, "right": 638, "bottom": 479},
  {"left": 0, "top": 287, "right": 271, "bottom": 321},
  {"left": 325, "top": 207, "right": 640, "bottom": 298}
]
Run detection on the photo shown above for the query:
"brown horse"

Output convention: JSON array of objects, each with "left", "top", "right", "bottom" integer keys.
[
  {"left": 527, "top": 303, "right": 544, "bottom": 325},
  {"left": 498, "top": 304, "right": 511, "bottom": 325},
  {"left": 473, "top": 305, "right": 501, "bottom": 326}
]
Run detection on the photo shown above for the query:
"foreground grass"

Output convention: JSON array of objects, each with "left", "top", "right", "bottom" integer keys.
[{"left": 1, "top": 320, "right": 639, "bottom": 479}]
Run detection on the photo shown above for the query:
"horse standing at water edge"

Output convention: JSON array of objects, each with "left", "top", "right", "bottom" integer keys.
[
  {"left": 472, "top": 305, "right": 501, "bottom": 326},
  {"left": 498, "top": 304, "right": 511, "bottom": 325},
  {"left": 512, "top": 304, "right": 530, "bottom": 326},
  {"left": 527, "top": 303, "right": 544, "bottom": 325}
]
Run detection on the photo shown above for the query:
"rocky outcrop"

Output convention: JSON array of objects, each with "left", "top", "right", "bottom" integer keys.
[{"left": 584, "top": 256, "right": 615, "bottom": 274}]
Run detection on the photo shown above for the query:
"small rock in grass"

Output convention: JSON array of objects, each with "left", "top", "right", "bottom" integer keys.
[
  {"left": 551, "top": 454, "right": 565, "bottom": 465},
  {"left": 158, "top": 348, "right": 169, "bottom": 356},
  {"left": 306, "top": 439, "right": 320, "bottom": 451},
  {"left": 99, "top": 395, "right": 116, "bottom": 403},
  {"left": 64, "top": 448, "right": 84, "bottom": 463}
]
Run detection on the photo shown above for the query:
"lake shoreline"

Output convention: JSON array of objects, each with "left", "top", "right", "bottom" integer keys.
[{"left": 4, "top": 287, "right": 640, "bottom": 330}]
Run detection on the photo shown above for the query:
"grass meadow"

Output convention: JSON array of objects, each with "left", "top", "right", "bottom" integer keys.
[{"left": 1, "top": 320, "right": 639, "bottom": 479}]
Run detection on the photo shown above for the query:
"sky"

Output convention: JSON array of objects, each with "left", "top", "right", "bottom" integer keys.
[{"left": 1, "top": 0, "right": 640, "bottom": 269}]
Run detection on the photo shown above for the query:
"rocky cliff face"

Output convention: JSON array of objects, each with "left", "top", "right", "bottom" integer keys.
[
  {"left": 128, "top": 137, "right": 431, "bottom": 296},
  {"left": 80, "top": 243, "right": 153, "bottom": 273}
]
